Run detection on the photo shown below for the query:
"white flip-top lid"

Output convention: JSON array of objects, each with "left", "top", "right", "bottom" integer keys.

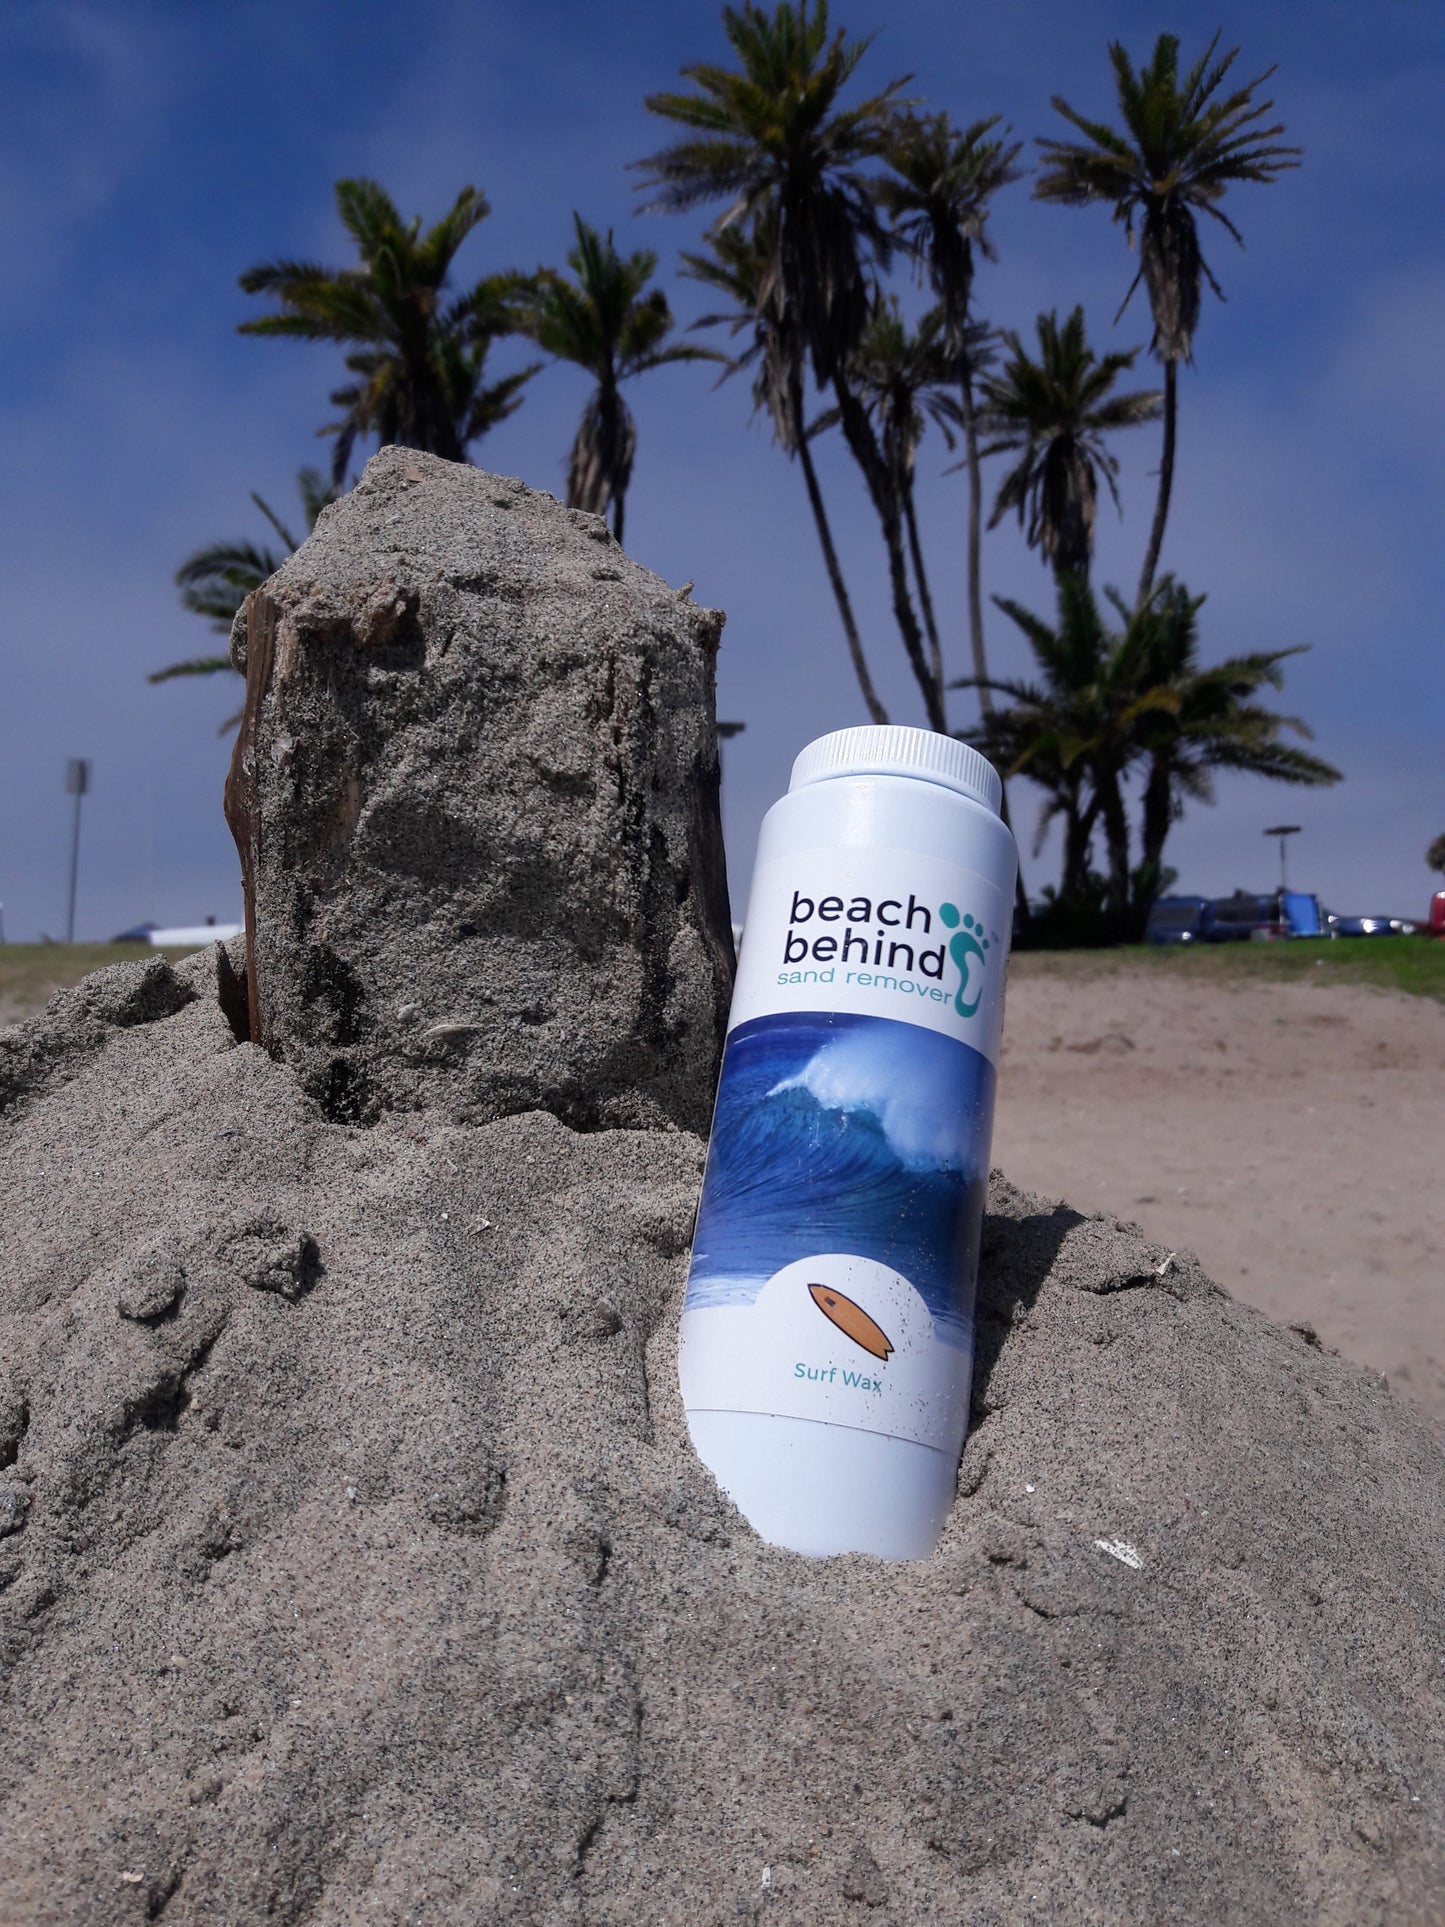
[{"left": 788, "top": 725, "right": 1002, "bottom": 816}]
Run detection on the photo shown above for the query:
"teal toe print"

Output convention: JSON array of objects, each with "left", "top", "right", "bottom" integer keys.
[{"left": 938, "top": 902, "right": 990, "bottom": 1018}]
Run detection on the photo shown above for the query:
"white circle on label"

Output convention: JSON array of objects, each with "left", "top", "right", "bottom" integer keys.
[{"left": 752, "top": 1253, "right": 933, "bottom": 1368}]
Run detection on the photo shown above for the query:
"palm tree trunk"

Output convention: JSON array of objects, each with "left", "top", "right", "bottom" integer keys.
[
  {"left": 958, "top": 373, "right": 991, "bottom": 713},
  {"left": 794, "top": 411, "right": 888, "bottom": 726},
  {"left": 1128, "top": 752, "right": 1174, "bottom": 938},
  {"left": 1137, "top": 358, "right": 1177, "bottom": 608},
  {"left": 835, "top": 382, "right": 945, "bottom": 732},
  {"left": 601, "top": 381, "right": 631, "bottom": 548},
  {"left": 959, "top": 365, "right": 1030, "bottom": 927},
  {"left": 1064, "top": 786, "right": 1100, "bottom": 902},
  {"left": 1097, "top": 768, "right": 1132, "bottom": 934},
  {"left": 883, "top": 501, "right": 947, "bottom": 732},
  {"left": 433, "top": 420, "right": 465, "bottom": 464},
  {"left": 996, "top": 775, "right": 1031, "bottom": 934},
  {"left": 903, "top": 485, "right": 945, "bottom": 720},
  {"left": 412, "top": 352, "right": 465, "bottom": 465}
]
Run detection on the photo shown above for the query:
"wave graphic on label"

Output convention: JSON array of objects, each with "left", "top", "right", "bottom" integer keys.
[{"left": 808, "top": 1282, "right": 894, "bottom": 1360}]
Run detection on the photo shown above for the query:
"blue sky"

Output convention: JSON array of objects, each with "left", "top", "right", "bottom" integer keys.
[{"left": 1, "top": 0, "right": 1440, "bottom": 941}]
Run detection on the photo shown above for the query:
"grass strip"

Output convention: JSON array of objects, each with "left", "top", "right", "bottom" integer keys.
[{"left": 1010, "top": 936, "right": 1445, "bottom": 1002}]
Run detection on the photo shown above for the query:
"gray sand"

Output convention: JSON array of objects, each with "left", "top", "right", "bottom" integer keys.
[{"left": 2, "top": 949, "right": 1442, "bottom": 1923}]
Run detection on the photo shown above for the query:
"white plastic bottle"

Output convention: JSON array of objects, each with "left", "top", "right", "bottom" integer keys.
[{"left": 679, "top": 725, "right": 1017, "bottom": 1559}]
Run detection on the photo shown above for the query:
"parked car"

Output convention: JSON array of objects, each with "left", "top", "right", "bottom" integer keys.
[
  {"left": 1428, "top": 893, "right": 1445, "bottom": 939},
  {"left": 1324, "top": 912, "right": 1419, "bottom": 938},
  {"left": 110, "top": 921, "right": 158, "bottom": 943},
  {"left": 1201, "top": 891, "right": 1290, "bottom": 942},
  {"left": 1199, "top": 889, "right": 1329, "bottom": 942},
  {"left": 1144, "top": 895, "right": 1210, "bottom": 944}
]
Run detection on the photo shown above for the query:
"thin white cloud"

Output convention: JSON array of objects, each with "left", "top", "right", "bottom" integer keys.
[{"left": 0, "top": 4, "right": 190, "bottom": 312}]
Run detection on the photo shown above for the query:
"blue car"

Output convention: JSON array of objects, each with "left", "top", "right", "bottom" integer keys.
[
  {"left": 1199, "top": 892, "right": 1288, "bottom": 941},
  {"left": 1144, "top": 895, "right": 1210, "bottom": 944},
  {"left": 1204, "top": 891, "right": 1328, "bottom": 942},
  {"left": 1325, "top": 912, "right": 1418, "bottom": 938}
]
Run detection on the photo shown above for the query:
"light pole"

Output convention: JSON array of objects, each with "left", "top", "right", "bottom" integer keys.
[
  {"left": 1264, "top": 823, "right": 1300, "bottom": 896},
  {"left": 65, "top": 758, "right": 91, "bottom": 944}
]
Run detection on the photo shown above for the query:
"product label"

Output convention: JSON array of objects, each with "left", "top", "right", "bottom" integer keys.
[
  {"left": 681, "top": 839, "right": 1008, "bottom": 1458},
  {"left": 729, "top": 846, "right": 1010, "bottom": 1068}
]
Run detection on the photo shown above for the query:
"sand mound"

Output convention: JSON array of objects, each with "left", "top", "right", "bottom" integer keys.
[{"left": 1, "top": 951, "right": 1441, "bottom": 1923}]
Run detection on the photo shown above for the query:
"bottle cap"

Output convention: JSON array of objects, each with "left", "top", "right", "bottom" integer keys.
[{"left": 788, "top": 726, "right": 1002, "bottom": 815}]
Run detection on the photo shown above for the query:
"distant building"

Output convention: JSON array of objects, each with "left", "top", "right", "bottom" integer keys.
[{"left": 147, "top": 918, "right": 243, "bottom": 947}]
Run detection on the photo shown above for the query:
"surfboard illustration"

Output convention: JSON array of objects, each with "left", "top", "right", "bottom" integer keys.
[{"left": 808, "top": 1282, "right": 894, "bottom": 1361}]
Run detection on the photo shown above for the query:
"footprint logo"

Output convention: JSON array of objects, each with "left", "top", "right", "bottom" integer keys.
[{"left": 938, "top": 902, "right": 989, "bottom": 1018}]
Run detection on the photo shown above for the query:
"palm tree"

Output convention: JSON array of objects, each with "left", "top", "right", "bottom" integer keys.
[
  {"left": 239, "top": 178, "right": 538, "bottom": 484},
  {"left": 978, "top": 306, "right": 1161, "bottom": 582},
  {"left": 684, "top": 217, "right": 887, "bottom": 722},
  {"left": 841, "top": 299, "right": 961, "bottom": 702},
  {"left": 516, "top": 216, "right": 719, "bottom": 547},
  {"left": 960, "top": 575, "right": 1338, "bottom": 939},
  {"left": 151, "top": 468, "right": 339, "bottom": 729},
  {"left": 878, "top": 111, "right": 1023, "bottom": 708},
  {"left": 959, "top": 577, "right": 1137, "bottom": 919},
  {"left": 637, "top": 3, "right": 904, "bottom": 387},
  {"left": 635, "top": 3, "right": 945, "bottom": 722},
  {"left": 1124, "top": 579, "right": 1339, "bottom": 932},
  {"left": 1035, "top": 33, "right": 1300, "bottom": 605}
]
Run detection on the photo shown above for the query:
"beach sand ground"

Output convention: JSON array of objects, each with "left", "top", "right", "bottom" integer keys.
[
  {"left": 1, "top": 945, "right": 1442, "bottom": 1916},
  {"left": 996, "top": 955, "right": 1445, "bottom": 1427}
]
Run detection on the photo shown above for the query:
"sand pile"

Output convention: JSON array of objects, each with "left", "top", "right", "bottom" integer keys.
[
  {"left": 1, "top": 953, "right": 1442, "bottom": 1922},
  {"left": 2, "top": 457, "right": 1441, "bottom": 1921}
]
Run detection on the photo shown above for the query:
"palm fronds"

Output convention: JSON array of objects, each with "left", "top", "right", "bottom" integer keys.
[
  {"left": 515, "top": 215, "right": 722, "bottom": 542},
  {"left": 977, "top": 306, "right": 1161, "bottom": 580},
  {"left": 239, "top": 178, "right": 533, "bottom": 483},
  {"left": 152, "top": 470, "right": 341, "bottom": 725},
  {"left": 1035, "top": 33, "right": 1300, "bottom": 361}
]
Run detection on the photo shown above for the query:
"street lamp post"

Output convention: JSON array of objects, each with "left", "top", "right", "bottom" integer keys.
[
  {"left": 65, "top": 758, "right": 91, "bottom": 944},
  {"left": 1263, "top": 823, "right": 1301, "bottom": 896}
]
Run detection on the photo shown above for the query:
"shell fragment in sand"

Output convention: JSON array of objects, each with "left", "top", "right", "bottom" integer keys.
[{"left": 1094, "top": 1537, "right": 1144, "bottom": 1570}]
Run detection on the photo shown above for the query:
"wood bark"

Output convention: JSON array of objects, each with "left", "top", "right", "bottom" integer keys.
[{"left": 222, "top": 588, "right": 277, "bottom": 1046}]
